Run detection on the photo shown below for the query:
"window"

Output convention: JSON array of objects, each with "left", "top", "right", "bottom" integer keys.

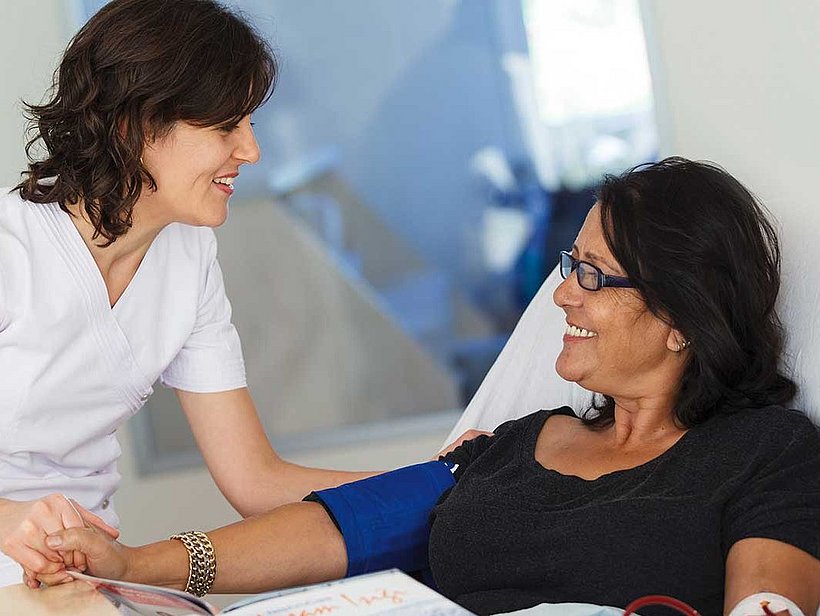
[{"left": 521, "top": 0, "right": 658, "bottom": 187}]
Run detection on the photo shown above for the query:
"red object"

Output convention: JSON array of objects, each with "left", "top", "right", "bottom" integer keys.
[{"left": 622, "top": 594, "right": 701, "bottom": 616}]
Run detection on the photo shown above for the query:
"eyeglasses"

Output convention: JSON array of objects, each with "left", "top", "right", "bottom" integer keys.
[{"left": 559, "top": 251, "right": 634, "bottom": 292}]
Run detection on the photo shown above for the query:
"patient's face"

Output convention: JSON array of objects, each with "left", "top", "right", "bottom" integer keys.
[{"left": 553, "top": 205, "right": 676, "bottom": 399}]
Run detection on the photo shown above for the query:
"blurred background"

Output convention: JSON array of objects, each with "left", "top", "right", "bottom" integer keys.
[
  {"left": 85, "top": 0, "right": 659, "bottom": 465},
  {"left": 1, "top": 1, "right": 818, "bottom": 601}
]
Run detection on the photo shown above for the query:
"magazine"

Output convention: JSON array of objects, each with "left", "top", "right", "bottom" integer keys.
[{"left": 68, "top": 568, "right": 475, "bottom": 616}]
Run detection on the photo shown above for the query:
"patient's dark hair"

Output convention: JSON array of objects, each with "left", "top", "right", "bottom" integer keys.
[
  {"left": 585, "top": 157, "right": 796, "bottom": 428},
  {"left": 15, "top": 0, "right": 276, "bottom": 245}
]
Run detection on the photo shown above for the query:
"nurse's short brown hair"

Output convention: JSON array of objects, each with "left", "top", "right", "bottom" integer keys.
[{"left": 15, "top": 0, "right": 276, "bottom": 245}]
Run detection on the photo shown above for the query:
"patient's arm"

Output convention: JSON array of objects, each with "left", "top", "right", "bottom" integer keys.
[
  {"left": 39, "top": 501, "right": 347, "bottom": 594},
  {"left": 724, "top": 537, "right": 819, "bottom": 616},
  {"left": 37, "top": 459, "right": 456, "bottom": 592}
]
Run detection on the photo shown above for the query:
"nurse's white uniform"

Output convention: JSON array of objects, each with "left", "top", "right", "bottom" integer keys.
[{"left": 0, "top": 189, "right": 246, "bottom": 586}]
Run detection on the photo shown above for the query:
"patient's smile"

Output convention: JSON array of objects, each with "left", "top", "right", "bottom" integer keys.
[
  {"left": 564, "top": 323, "right": 598, "bottom": 339},
  {"left": 213, "top": 175, "right": 235, "bottom": 187}
]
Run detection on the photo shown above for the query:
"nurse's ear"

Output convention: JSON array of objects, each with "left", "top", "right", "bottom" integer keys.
[
  {"left": 115, "top": 112, "right": 167, "bottom": 165},
  {"left": 115, "top": 113, "right": 170, "bottom": 192}
]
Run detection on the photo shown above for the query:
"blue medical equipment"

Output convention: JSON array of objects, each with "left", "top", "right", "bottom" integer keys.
[{"left": 306, "top": 460, "right": 456, "bottom": 577}]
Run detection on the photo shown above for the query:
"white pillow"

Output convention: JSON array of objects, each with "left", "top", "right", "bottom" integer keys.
[{"left": 446, "top": 268, "right": 583, "bottom": 443}]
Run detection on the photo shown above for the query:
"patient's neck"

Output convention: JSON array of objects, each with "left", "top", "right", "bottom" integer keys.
[{"left": 607, "top": 395, "right": 685, "bottom": 450}]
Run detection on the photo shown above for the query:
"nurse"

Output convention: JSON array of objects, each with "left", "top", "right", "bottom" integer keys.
[{"left": 0, "top": 0, "right": 396, "bottom": 587}]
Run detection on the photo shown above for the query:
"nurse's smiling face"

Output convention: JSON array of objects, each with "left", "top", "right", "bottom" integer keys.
[
  {"left": 553, "top": 204, "right": 683, "bottom": 399},
  {"left": 138, "top": 116, "right": 260, "bottom": 228}
]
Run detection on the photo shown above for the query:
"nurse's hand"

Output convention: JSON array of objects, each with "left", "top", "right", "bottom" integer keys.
[{"left": 0, "top": 494, "right": 120, "bottom": 587}]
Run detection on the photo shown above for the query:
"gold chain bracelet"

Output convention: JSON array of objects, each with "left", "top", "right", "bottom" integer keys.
[{"left": 169, "top": 530, "right": 217, "bottom": 597}]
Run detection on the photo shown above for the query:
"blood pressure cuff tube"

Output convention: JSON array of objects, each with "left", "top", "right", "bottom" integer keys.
[{"left": 304, "top": 460, "right": 457, "bottom": 577}]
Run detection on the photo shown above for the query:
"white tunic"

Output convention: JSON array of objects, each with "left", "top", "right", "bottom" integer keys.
[{"left": 0, "top": 189, "right": 246, "bottom": 586}]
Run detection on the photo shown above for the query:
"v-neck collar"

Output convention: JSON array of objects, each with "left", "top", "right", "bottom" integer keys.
[
  {"left": 31, "top": 201, "right": 155, "bottom": 409},
  {"left": 41, "top": 202, "right": 157, "bottom": 312}
]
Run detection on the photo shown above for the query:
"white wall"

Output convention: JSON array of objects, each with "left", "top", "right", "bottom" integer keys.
[
  {"left": 0, "top": 0, "right": 72, "bottom": 187},
  {"left": 644, "top": 0, "right": 820, "bottom": 190},
  {"left": 644, "top": 0, "right": 820, "bottom": 419}
]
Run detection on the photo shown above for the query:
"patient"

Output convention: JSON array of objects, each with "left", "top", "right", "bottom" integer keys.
[{"left": 35, "top": 159, "right": 819, "bottom": 615}]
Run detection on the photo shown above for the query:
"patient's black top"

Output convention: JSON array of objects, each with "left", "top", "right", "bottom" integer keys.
[{"left": 431, "top": 406, "right": 819, "bottom": 616}]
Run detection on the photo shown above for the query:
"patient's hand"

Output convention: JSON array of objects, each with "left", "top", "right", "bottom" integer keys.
[
  {"left": 435, "top": 429, "right": 494, "bottom": 459},
  {"left": 31, "top": 527, "right": 132, "bottom": 586}
]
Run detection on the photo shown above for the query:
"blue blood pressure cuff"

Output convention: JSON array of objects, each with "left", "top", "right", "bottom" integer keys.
[{"left": 303, "top": 460, "right": 457, "bottom": 577}]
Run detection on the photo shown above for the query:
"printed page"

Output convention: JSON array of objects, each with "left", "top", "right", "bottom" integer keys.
[
  {"left": 222, "top": 569, "right": 474, "bottom": 616},
  {"left": 68, "top": 571, "right": 217, "bottom": 616}
]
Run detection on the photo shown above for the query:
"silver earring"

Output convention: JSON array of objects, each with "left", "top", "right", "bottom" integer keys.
[{"left": 676, "top": 340, "right": 690, "bottom": 352}]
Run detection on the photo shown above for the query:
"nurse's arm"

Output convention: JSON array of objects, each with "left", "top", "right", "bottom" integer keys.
[
  {"left": 176, "top": 387, "right": 377, "bottom": 516},
  {"left": 43, "top": 501, "right": 347, "bottom": 594}
]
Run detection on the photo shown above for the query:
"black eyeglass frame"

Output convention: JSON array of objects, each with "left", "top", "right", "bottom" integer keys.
[{"left": 559, "top": 250, "right": 634, "bottom": 292}]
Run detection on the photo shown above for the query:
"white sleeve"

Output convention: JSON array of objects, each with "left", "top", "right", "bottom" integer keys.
[
  {"left": 0, "top": 244, "right": 9, "bottom": 333},
  {"left": 160, "top": 234, "right": 246, "bottom": 393},
  {"left": 0, "top": 268, "right": 4, "bottom": 331}
]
